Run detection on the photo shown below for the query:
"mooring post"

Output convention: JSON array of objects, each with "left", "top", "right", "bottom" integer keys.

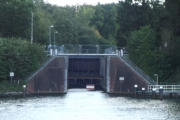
[
  {"left": 22, "top": 85, "right": 26, "bottom": 97},
  {"left": 134, "top": 84, "right": 138, "bottom": 97},
  {"left": 142, "top": 87, "right": 145, "bottom": 97},
  {"left": 159, "top": 86, "right": 163, "bottom": 100}
]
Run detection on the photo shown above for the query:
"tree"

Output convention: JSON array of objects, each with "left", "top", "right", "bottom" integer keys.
[
  {"left": 0, "top": 0, "right": 34, "bottom": 38},
  {"left": 90, "top": 4, "right": 117, "bottom": 44},
  {"left": 127, "top": 26, "right": 172, "bottom": 81},
  {"left": 0, "top": 38, "right": 46, "bottom": 82},
  {"left": 116, "top": 0, "right": 152, "bottom": 47}
]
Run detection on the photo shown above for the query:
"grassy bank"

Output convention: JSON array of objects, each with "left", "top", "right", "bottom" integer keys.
[
  {"left": 0, "top": 37, "right": 47, "bottom": 92},
  {"left": 0, "top": 81, "right": 26, "bottom": 94}
]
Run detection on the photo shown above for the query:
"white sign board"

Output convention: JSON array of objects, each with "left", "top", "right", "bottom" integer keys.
[
  {"left": 119, "top": 77, "right": 124, "bottom": 81},
  {"left": 10, "top": 72, "right": 14, "bottom": 77}
]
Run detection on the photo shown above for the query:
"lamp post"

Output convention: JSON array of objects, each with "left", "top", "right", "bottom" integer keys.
[
  {"left": 48, "top": 25, "right": 54, "bottom": 56},
  {"left": 49, "top": 25, "right": 54, "bottom": 46},
  {"left": 134, "top": 84, "right": 138, "bottom": 96},
  {"left": 154, "top": 74, "right": 159, "bottom": 85},
  {"left": 142, "top": 87, "right": 145, "bottom": 96},
  {"left": 54, "top": 31, "right": 58, "bottom": 47},
  {"left": 53, "top": 31, "right": 58, "bottom": 56},
  {"left": 22, "top": 85, "right": 26, "bottom": 97},
  {"left": 142, "top": 87, "right": 145, "bottom": 91}
]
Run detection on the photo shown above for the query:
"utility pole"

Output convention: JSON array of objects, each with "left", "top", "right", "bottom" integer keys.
[{"left": 31, "top": 12, "right": 34, "bottom": 44}]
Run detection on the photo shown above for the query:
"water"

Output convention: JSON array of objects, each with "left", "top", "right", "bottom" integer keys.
[{"left": 0, "top": 89, "right": 180, "bottom": 120}]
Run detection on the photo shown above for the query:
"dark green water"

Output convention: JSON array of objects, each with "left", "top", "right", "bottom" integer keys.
[{"left": 0, "top": 89, "right": 180, "bottom": 120}]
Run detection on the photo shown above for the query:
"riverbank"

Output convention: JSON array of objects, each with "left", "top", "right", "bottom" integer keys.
[
  {"left": 0, "top": 92, "right": 24, "bottom": 98},
  {"left": 0, "top": 81, "right": 25, "bottom": 98}
]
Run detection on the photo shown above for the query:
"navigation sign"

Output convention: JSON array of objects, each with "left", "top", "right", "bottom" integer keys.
[
  {"left": 10, "top": 72, "right": 14, "bottom": 83},
  {"left": 10, "top": 72, "right": 14, "bottom": 77}
]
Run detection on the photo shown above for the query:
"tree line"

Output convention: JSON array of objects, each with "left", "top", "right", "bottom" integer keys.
[{"left": 0, "top": 0, "right": 179, "bottom": 83}]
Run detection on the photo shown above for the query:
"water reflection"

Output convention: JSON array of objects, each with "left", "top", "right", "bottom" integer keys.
[{"left": 0, "top": 89, "right": 180, "bottom": 120}]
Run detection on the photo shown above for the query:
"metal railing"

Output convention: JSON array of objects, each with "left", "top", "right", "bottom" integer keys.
[
  {"left": 119, "top": 55, "right": 155, "bottom": 84},
  {"left": 148, "top": 85, "right": 180, "bottom": 93},
  {"left": 47, "top": 44, "right": 118, "bottom": 55},
  {"left": 46, "top": 45, "right": 155, "bottom": 85},
  {"left": 26, "top": 57, "right": 56, "bottom": 81}
]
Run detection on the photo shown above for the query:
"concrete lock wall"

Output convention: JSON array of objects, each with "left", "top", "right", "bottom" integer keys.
[
  {"left": 27, "top": 55, "right": 151, "bottom": 94},
  {"left": 107, "top": 56, "right": 150, "bottom": 94},
  {"left": 27, "top": 57, "right": 68, "bottom": 94}
]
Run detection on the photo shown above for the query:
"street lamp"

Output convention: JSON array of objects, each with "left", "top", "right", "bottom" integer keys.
[
  {"left": 154, "top": 74, "right": 159, "bottom": 85},
  {"left": 53, "top": 31, "right": 58, "bottom": 56},
  {"left": 22, "top": 85, "right": 27, "bottom": 97},
  {"left": 142, "top": 88, "right": 145, "bottom": 91},
  {"left": 134, "top": 84, "right": 138, "bottom": 88},
  {"left": 134, "top": 84, "right": 138, "bottom": 96},
  {"left": 49, "top": 25, "right": 54, "bottom": 46},
  {"left": 54, "top": 31, "right": 58, "bottom": 47}
]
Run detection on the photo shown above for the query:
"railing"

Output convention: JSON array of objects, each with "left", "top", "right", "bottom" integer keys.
[
  {"left": 148, "top": 85, "right": 180, "bottom": 93},
  {"left": 26, "top": 57, "right": 56, "bottom": 81},
  {"left": 120, "top": 55, "right": 155, "bottom": 84},
  {"left": 47, "top": 44, "right": 118, "bottom": 55},
  {"left": 46, "top": 44, "right": 155, "bottom": 85}
]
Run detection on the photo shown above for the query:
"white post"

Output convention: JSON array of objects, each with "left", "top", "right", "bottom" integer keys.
[
  {"left": 121, "top": 49, "right": 124, "bottom": 56},
  {"left": 50, "top": 49, "right": 53, "bottom": 56},
  {"left": 55, "top": 49, "right": 58, "bottom": 55}
]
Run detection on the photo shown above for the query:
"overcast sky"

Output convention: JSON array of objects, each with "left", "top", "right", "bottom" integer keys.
[{"left": 44, "top": 0, "right": 120, "bottom": 6}]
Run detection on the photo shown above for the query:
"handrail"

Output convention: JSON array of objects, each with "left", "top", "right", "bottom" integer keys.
[
  {"left": 148, "top": 85, "right": 180, "bottom": 92},
  {"left": 119, "top": 55, "right": 155, "bottom": 84},
  {"left": 47, "top": 44, "right": 118, "bottom": 55},
  {"left": 26, "top": 56, "right": 56, "bottom": 82}
]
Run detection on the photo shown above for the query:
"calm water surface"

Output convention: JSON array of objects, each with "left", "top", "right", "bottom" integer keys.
[{"left": 0, "top": 89, "right": 180, "bottom": 120}]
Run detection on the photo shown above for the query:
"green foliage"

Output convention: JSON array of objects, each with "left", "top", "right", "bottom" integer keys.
[
  {"left": 76, "top": 5, "right": 96, "bottom": 25},
  {"left": 0, "top": 80, "right": 25, "bottom": 93},
  {"left": 33, "top": 3, "right": 107, "bottom": 45},
  {"left": 90, "top": 4, "right": 117, "bottom": 45},
  {"left": 0, "top": 38, "right": 46, "bottom": 82},
  {"left": 0, "top": 0, "right": 179, "bottom": 84},
  {"left": 33, "top": 5, "right": 52, "bottom": 44},
  {"left": 114, "top": 0, "right": 180, "bottom": 83},
  {"left": 116, "top": 0, "right": 152, "bottom": 47},
  {"left": 127, "top": 26, "right": 172, "bottom": 81},
  {"left": 0, "top": 0, "right": 34, "bottom": 38}
]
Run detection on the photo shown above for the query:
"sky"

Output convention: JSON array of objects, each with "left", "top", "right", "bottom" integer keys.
[{"left": 44, "top": 0, "right": 120, "bottom": 6}]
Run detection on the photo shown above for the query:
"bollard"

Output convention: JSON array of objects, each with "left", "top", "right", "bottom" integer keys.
[
  {"left": 152, "top": 88, "right": 156, "bottom": 98},
  {"left": 134, "top": 84, "right": 138, "bottom": 97},
  {"left": 159, "top": 86, "right": 163, "bottom": 100},
  {"left": 142, "top": 88, "right": 145, "bottom": 98},
  {"left": 22, "top": 85, "right": 26, "bottom": 97}
]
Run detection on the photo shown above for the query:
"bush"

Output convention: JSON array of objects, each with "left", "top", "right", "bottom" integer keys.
[
  {"left": 0, "top": 80, "right": 25, "bottom": 93},
  {"left": 0, "top": 37, "right": 47, "bottom": 82}
]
